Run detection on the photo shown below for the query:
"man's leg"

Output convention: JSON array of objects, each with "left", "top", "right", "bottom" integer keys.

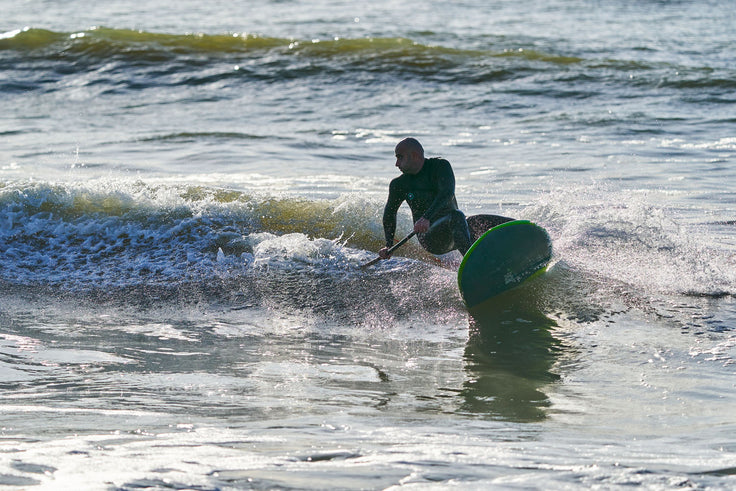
[
  {"left": 418, "top": 211, "right": 472, "bottom": 256},
  {"left": 450, "top": 210, "right": 472, "bottom": 256}
]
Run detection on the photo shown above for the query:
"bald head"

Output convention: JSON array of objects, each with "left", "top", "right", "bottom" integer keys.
[{"left": 397, "top": 138, "right": 424, "bottom": 157}]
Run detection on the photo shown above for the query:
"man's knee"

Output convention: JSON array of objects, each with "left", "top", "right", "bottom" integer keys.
[{"left": 418, "top": 211, "right": 472, "bottom": 255}]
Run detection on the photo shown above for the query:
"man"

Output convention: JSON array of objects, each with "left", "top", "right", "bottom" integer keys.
[{"left": 378, "top": 138, "right": 472, "bottom": 261}]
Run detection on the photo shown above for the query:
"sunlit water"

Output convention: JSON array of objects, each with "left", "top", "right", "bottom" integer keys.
[{"left": 1, "top": 0, "right": 735, "bottom": 489}]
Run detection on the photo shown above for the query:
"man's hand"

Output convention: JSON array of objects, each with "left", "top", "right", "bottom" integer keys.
[
  {"left": 413, "top": 217, "right": 430, "bottom": 234},
  {"left": 378, "top": 247, "right": 391, "bottom": 260}
]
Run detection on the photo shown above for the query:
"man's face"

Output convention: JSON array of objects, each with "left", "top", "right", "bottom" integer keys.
[{"left": 395, "top": 145, "right": 420, "bottom": 174}]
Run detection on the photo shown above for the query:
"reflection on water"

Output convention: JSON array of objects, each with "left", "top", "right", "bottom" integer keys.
[{"left": 461, "top": 288, "right": 562, "bottom": 422}]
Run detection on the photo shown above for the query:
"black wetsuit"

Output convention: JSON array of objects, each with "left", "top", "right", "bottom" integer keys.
[{"left": 383, "top": 157, "right": 472, "bottom": 255}]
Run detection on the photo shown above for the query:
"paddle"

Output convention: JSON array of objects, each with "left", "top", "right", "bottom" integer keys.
[{"left": 360, "top": 231, "right": 416, "bottom": 268}]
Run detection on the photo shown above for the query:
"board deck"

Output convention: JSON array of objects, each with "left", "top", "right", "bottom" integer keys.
[{"left": 457, "top": 220, "right": 552, "bottom": 308}]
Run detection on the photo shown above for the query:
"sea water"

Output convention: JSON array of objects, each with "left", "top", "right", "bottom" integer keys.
[{"left": 1, "top": 0, "right": 735, "bottom": 489}]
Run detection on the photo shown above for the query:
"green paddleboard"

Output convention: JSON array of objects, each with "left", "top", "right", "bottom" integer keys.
[{"left": 457, "top": 220, "right": 552, "bottom": 308}]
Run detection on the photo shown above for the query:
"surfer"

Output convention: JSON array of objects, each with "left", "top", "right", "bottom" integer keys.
[{"left": 378, "top": 138, "right": 472, "bottom": 260}]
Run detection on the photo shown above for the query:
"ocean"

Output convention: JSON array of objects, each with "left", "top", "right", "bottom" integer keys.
[{"left": 1, "top": 0, "right": 735, "bottom": 489}]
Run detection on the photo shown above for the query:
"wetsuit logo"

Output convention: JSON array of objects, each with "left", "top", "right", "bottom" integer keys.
[{"left": 406, "top": 192, "right": 414, "bottom": 201}]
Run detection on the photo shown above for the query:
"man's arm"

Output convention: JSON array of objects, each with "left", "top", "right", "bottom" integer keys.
[{"left": 382, "top": 179, "right": 404, "bottom": 247}]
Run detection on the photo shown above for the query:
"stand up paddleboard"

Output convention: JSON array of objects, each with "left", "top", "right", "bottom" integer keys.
[{"left": 458, "top": 218, "right": 552, "bottom": 309}]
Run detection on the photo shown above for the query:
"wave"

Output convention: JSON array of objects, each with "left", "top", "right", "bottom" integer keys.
[
  {"left": 0, "top": 27, "right": 579, "bottom": 64},
  {"left": 0, "top": 179, "right": 377, "bottom": 281},
  {"left": 0, "top": 178, "right": 467, "bottom": 325},
  {"left": 0, "top": 26, "right": 655, "bottom": 91},
  {"left": 0, "top": 27, "right": 286, "bottom": 56},
  {"left": 1, "top": 178, "right": 733, "bottom": 330},
  {"left": 3, "top": 27, "right": 733, "bottom": 100},
  {"left": 0, "top": 180, "right": 443, "bottom": 282}
]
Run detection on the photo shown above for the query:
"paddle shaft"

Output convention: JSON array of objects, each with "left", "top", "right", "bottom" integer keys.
[{"left": 361, "top": 231, "right": 416, "bottom": 268}]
